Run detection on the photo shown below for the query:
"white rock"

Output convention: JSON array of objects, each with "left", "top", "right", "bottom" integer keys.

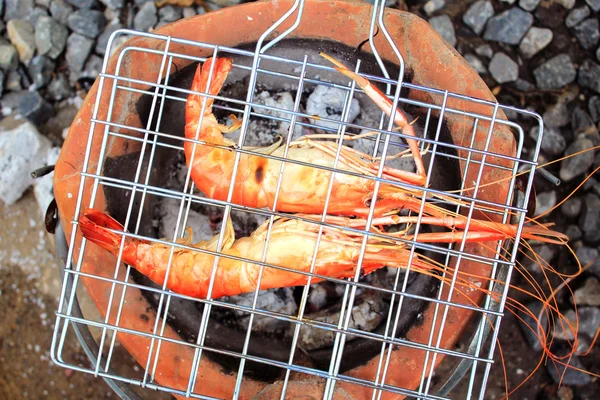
[
  {"left": 0, "top": 122, "right": 51, "bottom": 206},
  {"left": 32, "top": 146, "right": 61, "bottom": 217},
  {"left": 306, "top": 85, "right": 360, "bottom": 131}
]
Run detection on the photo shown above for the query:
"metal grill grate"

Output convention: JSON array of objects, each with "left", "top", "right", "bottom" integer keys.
[{"left": 49, "top": 1, "right": 547, "bottom": 399}]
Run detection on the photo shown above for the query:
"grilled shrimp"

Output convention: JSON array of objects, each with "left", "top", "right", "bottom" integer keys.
[
  {"left": 183, "top": 56, "right": 429, "bottom": 219},
  {"left": 78, "top": 209, "right": 437, "bottom": 300}
]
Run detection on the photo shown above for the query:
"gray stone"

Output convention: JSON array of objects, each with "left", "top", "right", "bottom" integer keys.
[
  {"left": 547, "top": 354, "right": 591, "bottom": 386},
  {"left": 585, "top": 0, "right": 600, "bottom": 12},
  {"left": 27, "top": 55, "right": 55, "bottom": 89},
  {"left": 524, "top": 244, "right": 556, "bottom": 273},
  {"left": 556, "top": 0, "right": 575, "bottom": 8},
  {"left": 489, "top": 52, "right": 519, "bottom": 83},
  {"left": 574, "top": 18, "right": 600, "bottom": 50},
  {"left": 483, "top": 7, "right": 534, "bottom": 45},
  {"left": 5, "top": 70, "right": 22, "bottom": 91},
  {"left": 560, "top": 138, "right": 595, "bottom": 182},
  {"left": 100, "top": 0, "right": 124, "bottom": 9},
  {"left": 182, "top": 7, "right": 196, "bottom": 19},
  {"left": 36, "top": 0, "right": 51, "bottom": 6},
  {"left": 25, "top": 7, "right": 49, "bottom": 27},
  {"left": 0, "top": 122, "right": 52, "bottom": 206},
  {"left": 0, "top": 91, "right": 54, "bottom": 125},
  {"left": 565, "top": 5, "right": 590, "bottom": 28},
  {"left": 519, "top": 27, "right": 552, "bottom": 59},
  {"left": 574, "top": 278, "right": 600, "bottom": 306},
  {"left": 134, "top": 2, "right": 158, "bottom": 32},
  {"left": 463, "top": 0, "right": 494, "bottom": 35},
  {"left": 517, "top": 301, "right": 547, "bottom": 351},
  {"left": 64, "top": 0, "right": 98, "bottom": 8},
  {"left": 578, "top": 58, "right": 600, "bottom": 94},
  {"left": 513, "top": 78, "right": 535, "bottom": 91},
  {"left": 5, "top": 0, "right": 35, "bottom": 20},
  {"left": 80, "top": 54, "right": 102, "bottom": 79},
  {"left": 423, "top": 0, "right": 445, "bottom": 16},
  {"left": 96, "top": 21, "right": 123, "bottom": 56},
  {"left": 519, "top": 0, "right": 540, "bottom": 11},
  {"left": 65, "top": 32, "right": 93, "bottom": 72},
  {"left": 534, "top": 191, "right": 556, "bottom": 217},
  {"left": 464, "top": 53, "right": 487, "bottom": 74},
  {"left": 565, "top": 225, "right": 582, "bottom": 241},
  {"left": 572, "top": 108, "right": 596, "bottom": 135},
  {"left": 576, "top": 247, "right": 600, "bottom": 276},
  {"left": 6, "top": 19, "right": 36, "bottom": 64},
  {"left": 49, "top": 0, "right": 73, "bottom": 25},
  {"left": 46, "top": 73, "right": 72, "bottom": 101},
  {"left": 35, "top": 16, "right": 69, "bottom": 60},
  {"left": 579, "top": 193, "right": 600, "bottom": 242},
  {"left": 530, "top": 125, "right": 566, "bottom": 155},
  {"left": 475, "top": 43, "right": 493, "bottom": 58},
  {"left": 209, "top": 0, "right": 241, "bottom": 6},
  {"left": 67, "top": 9, "right": 106, "bottom": 39},
  {"left": 0, "top": 70, "right": 4, "bottom": 96},
  {"left": 429, "top": 14, "right": 456, "bottom": 47},
  {"left": 158, "top": 5, "right": 182, "bottom": 23},
  {"left": 589, "top": 96, "right": 600, "bottom": 122},
  {"left": 561, "top": 197, "right": 582, "bottom": 218},
  {"left": 543, "top": 101, "right": 570, "bottom": 128},
  {"left": 533, "top": 54, "right": 577, "bottom": 89},
  {"left": 0, "top": 44, "right": 19, "bottom": 70}
]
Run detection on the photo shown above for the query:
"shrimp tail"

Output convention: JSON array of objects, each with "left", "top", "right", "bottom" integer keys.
[
  {"left": 78, "top": 209, "right": 141, "bottom": 266},
  {"left": 188, "top": 56, "right": 233, "bottom": 117}
]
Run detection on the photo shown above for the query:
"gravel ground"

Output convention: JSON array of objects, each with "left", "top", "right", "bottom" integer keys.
[{"left": 0, "top": 0, "right": 599, "bottom": 398}]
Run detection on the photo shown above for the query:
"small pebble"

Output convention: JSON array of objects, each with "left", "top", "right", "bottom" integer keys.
[
  {"left": 6, "top": 19, "right": 36, "bottom": 63},
  {"left": 560, "top": 137, "right": 595, "bottom": 182},
  {"left": 0, "top": 70, "right": 4, "bottom": 96},
  {"left": 576, "top": 247, "right": 600, "bottom": 275},
  {"left": 35, "top": 16, "right": 69, "bottom": 60},
  {"left": 182, "top": 7, "right": 196, "bottom": 19},
  {"left": 513, "top": 78, "right": 535, "bottom": 91},
  {"left": 27, "top": 55, "right": 55, "bottom": 89},
  {"left": 64, "top": 0, "right": 98, "bottom": 8},
  {"left": 533, "top": 53, "right": 577, "bottom": 90},
  {"left": 49, "top": 0, "right": 73, "bottom": 25},
  {"left": 46, "top": 73, "right": 72, "bottom": 101},
  {"left": 530, "top": 125, "right": 566, "bottom": 155},
  {"left": 585, "top": 0, "right": 600, "bottom": 12},
  {"left": 534, "top": 191, "right": 556, "bottom": 217},
  {"left": 423, "top": 0, "right": 445, "bottom": 16},
  {"left": 519, "top": 0, "right": 540, "bottom": 11},
  {"left": 560, "top": 197, "right": 582, "bottom": 218},
  {"left": 67, "top": 9, "right": 106, "bottom": 39},
  {"left": 489, "top": 52, "right": 519, "bottom": 83},
  {"left": 462, "top": 0, "right": 494, "bottom": 35},
  {"left": 578, "top": 58, "right": 600, "bottom": 94},
  {"left": 95, "top": 20, "right": 123, "bottom": 56},
  {"left": 588, "top": 96, "right": 600, "bottom": 122},
  {"left": 519, "top": 27, "right": 552, "bottom": 59},
  {"left": 429, "top": 14, "right": 456, "bottom": 47},
  {"left": 134, "top": 1, "right": 158, "bottom": 32},
  {"left": 25, "top": 7, "right": 49, "bottom": 27},
  {"left": 574, "top": 278, "right": 600, "bottom": 306},
  {"left": 525, "top": 245, "right": 556, "bottom": 273},
  {"left": 573, "top": 18, "right": 600, "bottom": 50},
  {"left": 483, "top": 7, "right": 533, "bottom": 45},
  {"left": 517, "top": 301, "right": 547, "bottom": 351},
  {"left": 572, "top": 107, "right": 596, "bottom": 136},
  {"left": 99, "top": 0, "right": 124, "bottom": 9},
  {"left": 0, "top": 44, "right": 19, "bottom": 70},
  {"left": 555, "top": 0, "right": 575, "bottom": 8},
  {"left": 565, "top": 224, "right": 582, "bottom": 241},
  {"left": 4, "top": 0, "right": 36, "bottom": 20},
  {"left": 158, "top": 5, "right": 182, "bottom": 23},
  {"left": 65, "top": 32, "right": 93, "bottom": 72},
  {"left": 547, "top": 355, "right": 591, "bottom": 386},
  {"left": 475, "top": 43, "right": 493, "bottom": 58},
  {"left": 464, "top": 53, "right": 487, "bottom": 74},
  {"left": 565, "top": 5, "right": 590, "bottom": 28},
  {"left": 0, "top": 90, "right": 54, "bottom": 124},
  {"left": 579, "top": 193, "right": 600, "bottom": 243},
  {"left": 5, "top": 69, "right": 22, "bottom": 91}
]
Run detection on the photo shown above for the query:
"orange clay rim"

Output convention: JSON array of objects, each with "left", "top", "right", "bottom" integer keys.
[{"left": 52, "top": 1, "right": 516, "bottom": 399}]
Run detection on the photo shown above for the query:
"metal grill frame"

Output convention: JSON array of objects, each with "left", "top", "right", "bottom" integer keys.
[{"left": 49, "top": 1, "right": 547, "bottom": 399}]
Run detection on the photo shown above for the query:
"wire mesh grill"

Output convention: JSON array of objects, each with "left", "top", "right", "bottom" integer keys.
[{"left": 50, "top": 1, "right": 546, "bottom": 399}]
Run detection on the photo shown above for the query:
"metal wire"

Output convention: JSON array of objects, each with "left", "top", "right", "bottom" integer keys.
[{"left": 49, "top": 2, "right": 547, "bottom": 399}]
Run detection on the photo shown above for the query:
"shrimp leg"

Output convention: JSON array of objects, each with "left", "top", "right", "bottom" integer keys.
[{"left": 320, "top": 52, "right": 427, "bottom": 187}]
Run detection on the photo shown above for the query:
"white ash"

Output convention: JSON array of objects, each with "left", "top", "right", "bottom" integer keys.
[
  {"left": 0, "top": 121, "right": 52, "bottom": 206},
  {"left": 306, "top": 85, "right": 360, "bottom": 131},
  {"left": 289, "top": 291, "right": 387, "bottom": 351},
  {"left": 221, "top": 288, "right": 298, "bottom": 335},
  {"left": 157, "top": 197, "right": 214, "bottom": 243}
]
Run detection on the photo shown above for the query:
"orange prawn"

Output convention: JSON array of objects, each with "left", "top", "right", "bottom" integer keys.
[
  {"left": 183, "top": 56, "right": 429, "bottom": 219},
  {"left": 78, "top": 209, "right": 438, "bottom": 299}
]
